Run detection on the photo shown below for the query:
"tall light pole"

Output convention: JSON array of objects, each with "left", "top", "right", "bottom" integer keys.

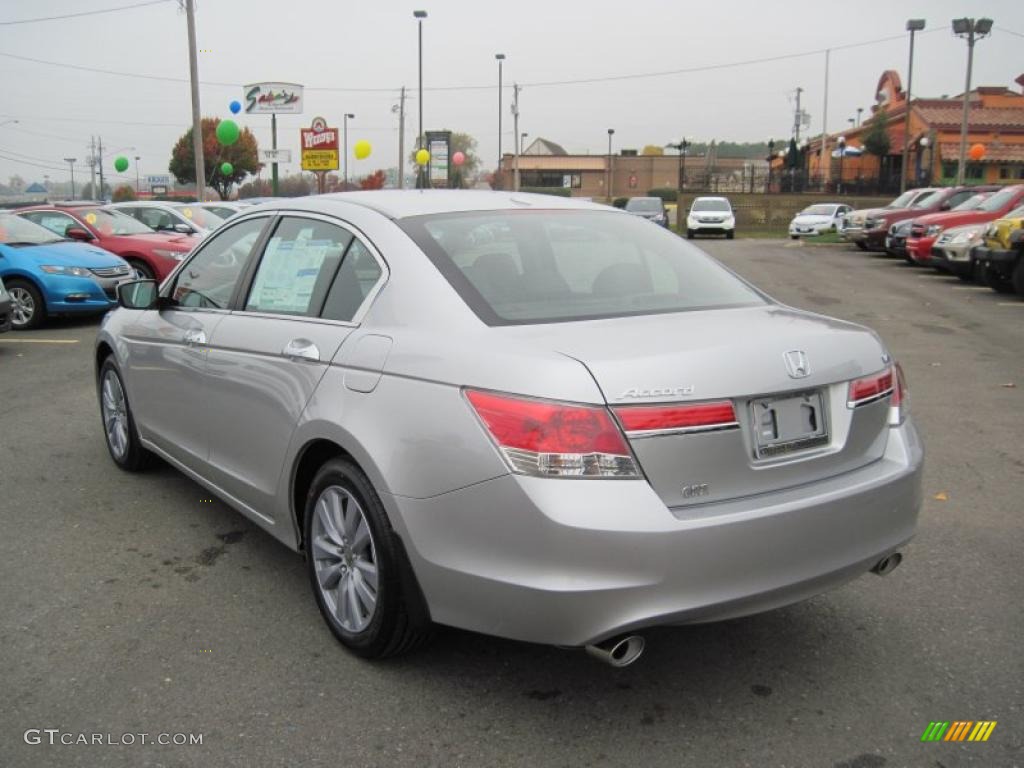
[
  {"left": 856, "top": 107, "right": 864, "bottom": 127},
  {"left": 496, "top": 53, "right": 505, "bottom": 188},
  {"left": 952, "top": 17, "right": 993, "bottom": 185},
  {"left": 511, "top": 84, "right": 521, "bottom": 191},
  {"left": 64, "top": 158, "right": 77, "bottom": 198},
  {"left": 837, "top": 136, "right": 847, "bottom": 194},
  {"left": 414, "top": 10, "right": 427, "bottom": 188},
  {"left": 183, "top": 0, "right": 205, "bottom": 201},
  {"left": 900, "top": 19, "right": 926, "bottom": 193},
  {"left": 343, "top": 113, "right": 355, "bottom": 185},
  {"left": 606, "top": 128, "right": 615, "bottom": 200}
]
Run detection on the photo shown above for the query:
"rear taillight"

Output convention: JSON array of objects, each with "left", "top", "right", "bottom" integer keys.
[
  {"left": 613, "top": 401, "right": 738, "bottom": 436},
  {"left": 847, "top": 364, "right": 907, "bottom": 425},
  {"left": 889, "top": 363, "right": 908, "bottom": 426},
  {"left": 847, "top": 367, "right": 894, "bottom": 408},
  {"left": 465, "top": 389, "right": 638, "bottom": 478}
]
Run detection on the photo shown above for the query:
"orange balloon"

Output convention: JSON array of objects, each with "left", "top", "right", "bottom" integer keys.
[{"left": 968, "top": 143, "right": 986, "bottom": 161}]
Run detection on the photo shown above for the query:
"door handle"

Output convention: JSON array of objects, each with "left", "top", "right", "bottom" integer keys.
[
  {"left": 282, "top": 338, "right": 320, "bottom": 362},
  {"left": 183, "top": 329, "right": 206, "bottom": 346}
]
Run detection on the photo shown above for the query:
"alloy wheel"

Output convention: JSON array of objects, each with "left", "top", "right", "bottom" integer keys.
[
  {"left": 8, "top": 286, "right": 35, "bottom": 327},
  {"left": 100, "top": 370, "right": 130, "bottom": 460},
  {"left": 311, "top": 485, "right": 379, "bottom": 633}
]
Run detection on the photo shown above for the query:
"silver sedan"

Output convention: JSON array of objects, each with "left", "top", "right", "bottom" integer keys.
[{"left": 95, "top": 192, "right": 923, "bottom": 665}]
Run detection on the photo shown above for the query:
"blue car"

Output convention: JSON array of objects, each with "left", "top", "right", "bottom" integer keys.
[{"left": 0, "top": 213, "right": 132, "bottom": 329}]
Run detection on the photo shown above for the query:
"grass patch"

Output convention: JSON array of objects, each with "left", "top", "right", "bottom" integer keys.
[{"left": 801, "top": 231, "right": 845, "bottom": 245}]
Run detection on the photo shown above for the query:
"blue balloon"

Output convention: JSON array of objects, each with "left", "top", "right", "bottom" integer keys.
[{"left": 229, "top": 100, "right": 241, "bottom": 114}]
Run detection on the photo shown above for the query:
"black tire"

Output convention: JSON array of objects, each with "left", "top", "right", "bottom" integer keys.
[
  {"left": 686, "top": 229, "right": 694, "bottom": 239},
  {"left": 855, "top": 241, "right": 868, "bottom": 251},
  {"left": 956, "top": 271, "right": 973, "bottom": 283},
  {"left": 726, "top": 230, "right": 735, "bottom": 240},
  {"left": 98, "top": 357, "right": 154, "bottom": 471},
  {"left": 304, "top": 458, "right": 432, "bottom": 658},
  {"left": 790, "top": 235, "right": 799, "bottom": 240},
  {"left": 6, "top": 278, "right": 46, "bottom": 330},
  {"left": 1012, "top": 259, "right": 1024, "bottom": 297},
  {"left": 127, "top": 259, "right": 155, "bottom": 281}
]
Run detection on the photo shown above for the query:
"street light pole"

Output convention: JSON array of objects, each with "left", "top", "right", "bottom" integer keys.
[
  {"left": 606, "top": 129, "right": 615, "bottom": 200},
  {"left": 521, "top": 132, "right": 528, "bottom": 156},
  {"left": 392, "top": 88, "right": 406, "bottom": 189},
  {"left": 496, "top": 53, "right": 505, "bottom": 188},
  {"left": 134, "top": 155, "right": 141, "bottom": 193},
  {"left": 64, "top": 158, "right": 77, "bottom": 198},
  {"left": 952, "top": 17, "right": 993, "bottom": 185},
  {"left": 343, "top": 113, "right": 355, "bottom": 185},
  {"left": 837, "top": 136, "right": 847, "bottom": 194},
  {"left": 512, "top": 84, "right": 521, "bottom": 191},
  {"left": 900, "top": 19, "right": 926, "bottom": 193},
  {"left": 414, "top": 10, "right": 427, "bottom": 188},
  {"left": 183, "top": 0, "right": 205, "bottom": 202},
  {"left": 766, "top": 139, "right": 775, "bottom": 192}
]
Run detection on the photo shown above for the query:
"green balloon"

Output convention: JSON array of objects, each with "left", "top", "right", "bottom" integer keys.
[
  {"left": 113, "top": 156, "right": 129, "bottom": 173},
  {"left": 216, "top": 119, "right": 240, "bottom": 146},
  {"left": 220, "top": 162, "right": 234, "bottom": 176}
]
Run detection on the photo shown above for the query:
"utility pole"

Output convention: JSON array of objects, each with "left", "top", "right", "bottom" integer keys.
[
  {"left": 64, "top": 158, "right": 77, "bottom": 199},
  {"left": 819, "top": 49, "right": 830, "bottom": 191},
  {"left": 496, "top": 53, "right": 505, "bottom": 187},
  {"left": 512, "top": 83, "right": 521, "bottom": 191},
  {"left": 183, "top": 0, "right": 205, "bottom": 201},
  {"left": 97, "top": 136, "right": 106, "bottom": 202},
  {"left": 88, "top": 137, "right": 97, "bottom": 199},
  {"left": 394, "top": 87, "right": 406, "bottom": 189},
  {"left": 793, "top": 87, "right": 803, "bottom": 143}
]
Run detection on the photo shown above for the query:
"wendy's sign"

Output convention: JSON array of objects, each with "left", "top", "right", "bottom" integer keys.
[{"left": 243, "top": 82, "right": 304, "bottom": 115}]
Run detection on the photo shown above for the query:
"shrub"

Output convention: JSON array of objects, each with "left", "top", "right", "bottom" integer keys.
[
  {"left": 111, "top": 184, "right": 137, "bottom": 202},
  {"left": 647, "top": 187, "right": 677, "bottom": 202},
  {"left": 613, "top": 197, "right": 628, "bottom": 208},
  {"left": 519, "top": 187, "right": 572, "bottom": 197}
]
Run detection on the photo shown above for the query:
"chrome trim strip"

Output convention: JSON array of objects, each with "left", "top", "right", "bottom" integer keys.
[
  {"left": 847, "top": 388, "right": 893, "bottom": 409},
  {"left": 625, "top": 422, "right": 740, "bottom": 439}
]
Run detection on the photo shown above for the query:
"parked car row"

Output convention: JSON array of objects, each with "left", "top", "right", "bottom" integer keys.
[
  {"left": 840, "top": 184, "right": 1024, "bottom": 297},
  {"left": 0, "top": 199, "right": 251, "bottom": 329}
]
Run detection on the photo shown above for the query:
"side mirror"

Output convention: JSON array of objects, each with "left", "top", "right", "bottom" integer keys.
[
  {"left": 174, "top": 223, "right": 194, "bottom": 234},
  {"left": 66, "top": 227, "right": 92, "bottom": 241},
  {"left": 117, "top": 279, "right": 159, "bottom": 310}
]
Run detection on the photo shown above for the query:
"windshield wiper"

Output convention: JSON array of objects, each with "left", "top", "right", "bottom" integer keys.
[{"left": 2, "top": 241, "right": 53, "bottom": 247}]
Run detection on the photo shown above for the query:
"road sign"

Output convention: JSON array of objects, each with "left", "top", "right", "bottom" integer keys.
[
  {"left": 260, "top": 149, "right": 292, "bottom": 164},
  {"left": 145, "top": 175, "right": 171, "bottom": 185}
]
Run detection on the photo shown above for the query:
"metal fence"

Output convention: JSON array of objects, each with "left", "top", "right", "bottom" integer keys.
[{"left": 675, "top": 168, "right": 903, "bottom": 196}]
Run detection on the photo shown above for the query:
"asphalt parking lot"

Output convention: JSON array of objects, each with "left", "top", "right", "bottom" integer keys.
[{"left": 1, "top": 239, "right": 1021, "bottom": 768}]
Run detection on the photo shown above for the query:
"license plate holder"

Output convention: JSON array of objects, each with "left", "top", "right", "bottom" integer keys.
[{"left": 751, "top": 390, "right": 829, "bottom": 459}]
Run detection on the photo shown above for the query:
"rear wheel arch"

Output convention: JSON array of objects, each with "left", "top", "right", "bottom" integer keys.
[{"left": 292, "top": 439, "right": 353, "bottom": 551}]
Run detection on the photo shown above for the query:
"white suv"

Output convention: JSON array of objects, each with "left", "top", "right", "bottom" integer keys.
[{"left": 686, "top": 197, "right": 735, "bottom": 239}]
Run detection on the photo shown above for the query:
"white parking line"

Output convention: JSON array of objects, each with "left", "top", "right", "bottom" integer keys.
[
  {"left": 997, "top": 302, "right": 1024, "bottom": 307},
  {"left": 952, "top": 286, "right": 994, "bottom": 291},
  {"left": 0, "top": 338, "right": 79, "bottom": 344}
]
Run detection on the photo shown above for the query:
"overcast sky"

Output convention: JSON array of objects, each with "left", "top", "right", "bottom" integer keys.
[{"left": 1, "top": 0, "right": 1022, "bottom": 188}]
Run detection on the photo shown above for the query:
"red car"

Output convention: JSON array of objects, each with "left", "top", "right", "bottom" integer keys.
[
  {"left": 15, "top": 203, "right": 193, "bottom": 281},
  {"left": 906, "top": 185, "right": 1024, "bottom": 265}
]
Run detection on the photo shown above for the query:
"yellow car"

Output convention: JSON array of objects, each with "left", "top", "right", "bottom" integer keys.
[{"left": 974, "top": 208, "right": 1024, "bottom": 295}]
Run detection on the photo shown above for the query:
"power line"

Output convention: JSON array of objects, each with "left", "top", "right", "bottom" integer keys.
[
  {"left": 995, "top": 26, "right": 1024, "bottom": 39},
  {"left": 0, "top": 0, "right": 173, "bottom": 26},
  {"left": 0, "top": 29, "right": 949, "bottom": 94}
]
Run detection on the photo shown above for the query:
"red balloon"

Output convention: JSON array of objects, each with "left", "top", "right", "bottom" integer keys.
[
  {"left": 968, "top": 143, "right": 986, "bottom": 161},
  {"left": 452, "top": 151, "right": 465, "bottom": 166}
]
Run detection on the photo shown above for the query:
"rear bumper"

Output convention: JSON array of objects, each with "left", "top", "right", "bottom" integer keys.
[{"left": 389, "top": 421, "right": 924, "bottom": 647}]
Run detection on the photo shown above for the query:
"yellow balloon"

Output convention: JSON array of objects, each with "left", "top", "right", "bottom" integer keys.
[
  {"left": 415, "top": 149, "right": 430, "bottom": 166},
  {"left": 354, "top": 139, "right": 372, "bottom": 160}
]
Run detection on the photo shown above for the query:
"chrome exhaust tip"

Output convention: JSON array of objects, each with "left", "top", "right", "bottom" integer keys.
[
  {"left": 871, "top": 552, "right": 903, "bottom": 576},
  {"left": 584, "top": 635, "right": 645, "bottom": 667}
]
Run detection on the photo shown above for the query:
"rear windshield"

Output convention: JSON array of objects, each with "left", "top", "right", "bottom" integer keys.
[
  {"left": 625, "top": 198, "right": 662, "bottom": 212},
  {"left": 691, "top": 199, "right": 731, "bottom": 212},
  {"left": 400, "top": 210, "right": 763, "bottom": 325}
]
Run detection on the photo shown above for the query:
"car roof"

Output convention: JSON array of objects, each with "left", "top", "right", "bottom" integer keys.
[
  {"left": 693, "top": 196, "right": 729, "bottom": 202},
  {"left": 241, "top": 190, "right": 614, "bottom": 221}
]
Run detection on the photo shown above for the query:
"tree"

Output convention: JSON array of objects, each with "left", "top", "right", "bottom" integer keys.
[
  {"left": 111, "top": 184, "right": 136, "bottom": 202},
  {"left": 360, "top": 170, "right": 386, "bottom": 190},
  {"left": 169, "top": 117, "right": 260, "bottom": 200},
  {"left": 641, "top": 145, "right": 665, "bottom": 156},
  {"left": 862, "top": 109, "right": 891, "bottom": 159},
  {"left": 409, "top": 131, "right": 480, "bottom": 185}
]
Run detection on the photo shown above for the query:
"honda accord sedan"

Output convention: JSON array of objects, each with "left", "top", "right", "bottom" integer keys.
[{"left": 95, "top": 192, "right": 923, "bottom": 665}]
